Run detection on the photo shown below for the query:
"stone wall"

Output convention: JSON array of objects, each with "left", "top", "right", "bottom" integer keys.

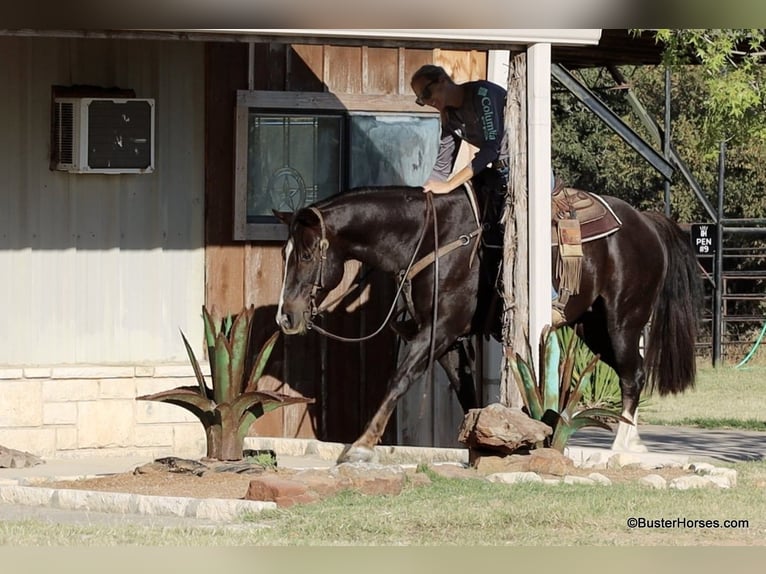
[{"left": 0, "top": 364, "right": 209, "bottom": 459}]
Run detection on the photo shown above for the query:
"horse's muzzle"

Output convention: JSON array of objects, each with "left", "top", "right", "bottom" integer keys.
[{"left": 276, "top": 311, "right": 308, "bottom": 335}]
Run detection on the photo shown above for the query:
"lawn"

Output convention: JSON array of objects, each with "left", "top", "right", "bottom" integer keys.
[{"left": 641, "top": 365, "right": 766, "bottom": 430}]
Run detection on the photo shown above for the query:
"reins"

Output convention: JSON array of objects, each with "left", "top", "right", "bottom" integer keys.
[
  {"left": 305, "top": 185, "right": 481, "bottom": 346},
  {"left": 306, "top": 196, "right": 434, "bottom": 343}
]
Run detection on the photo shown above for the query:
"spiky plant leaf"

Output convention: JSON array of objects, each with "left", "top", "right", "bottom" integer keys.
[
  {"left": 542, "top": 328, "right": 561, "bottom": 413},
  {"left": 202, "top": 306, "right": 218, "bottom": 389},
  {"left": 136, "top": 387, "right": 216, "bottom": 421},
  {"left": 558, "top": 326, "right": 579, "bottom": 412},
  {"left": 213, "top": 331, "right": 232, "bottom": 406},
  {"left": 562, "top": 355, "right": 600, "bottom": 420},
  {"left": 245, "top": 331, "right": 280, "bottom": 393},
  {"left": 228, "top": 306, "right": 254, "bottom": 397},
  {"left": 233, "top": 391, "right": 315, "bottom": 444},
  {"left": 179, "top": 329, "right": 210, "bottom": 398},
  {"left": 510, "top": 353, "right": 543, "bottom": 420}
]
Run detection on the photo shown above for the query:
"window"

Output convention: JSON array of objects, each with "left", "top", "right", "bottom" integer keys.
[{"left": 234, "top": 91, "right": 439, "bottom": 241}]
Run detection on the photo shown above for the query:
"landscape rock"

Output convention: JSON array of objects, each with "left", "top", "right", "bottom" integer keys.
[
  {"left": 332, "top": 462, "right": 407, "bottom": 496},
  {"left": 427, "top": 463, "right": 483, "bottom": 480},
  {"left": 563, "top": 475, "right": 595, "bottom": 485},
  {"left": 486, "top": 471, "right": 544, "bottom": 484},
  {"left": 528, "top": 448, "right": 574, "bottom": 476},
  {"left": 245, "top": 475, "right": 319, "bottom": 507},
  {"left": 639, "top": 474, "right": 667, "bottom": 489},
  {"left": 470, "top": 452, "right": 531, "bottom": 475},
  {"left": 0, "top": 445, "right": 44, "bottom": 469},
  {"left": 669, "top": 475, "right": 718, "bottom": 490},
  {"left": 458, "top": 403, "right": 552, "bottom": 454},
  {"left": 587, "top": 473, "right": 612, "bottom": 486}
]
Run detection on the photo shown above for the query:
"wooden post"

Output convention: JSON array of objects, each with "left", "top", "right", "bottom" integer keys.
[{"left": 500, "top": 52, "right": 527, "bottom": 408}]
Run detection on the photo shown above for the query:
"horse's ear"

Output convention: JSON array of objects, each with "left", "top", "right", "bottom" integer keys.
[{"left": 273, "top": 210, "right": 293, "bottom": 225}]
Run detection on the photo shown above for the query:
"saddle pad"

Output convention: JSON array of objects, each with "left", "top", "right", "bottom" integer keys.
[{"left": 550, "top": 187, "right": 623, "bottom": 246}]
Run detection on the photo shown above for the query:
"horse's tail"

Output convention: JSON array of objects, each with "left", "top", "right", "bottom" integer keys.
[{"left": 642, "top": 212, "right": 703, "bottom": 396}]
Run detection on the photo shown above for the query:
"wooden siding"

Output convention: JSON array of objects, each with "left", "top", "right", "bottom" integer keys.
[
  {"left": 205, "top": 42, "right": 487, "bottom": 446},
  {"left": 0, "top": 37, "right": 205, "bottom": 365}
]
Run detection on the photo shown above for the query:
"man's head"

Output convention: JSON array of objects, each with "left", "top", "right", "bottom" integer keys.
[{"left": 411, "top": 65, "right": 453, "bottom": 110}]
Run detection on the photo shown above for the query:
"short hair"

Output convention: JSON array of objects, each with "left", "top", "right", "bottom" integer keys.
[{"left": 411, "top": 64, "right": 451, "bottom": 84}]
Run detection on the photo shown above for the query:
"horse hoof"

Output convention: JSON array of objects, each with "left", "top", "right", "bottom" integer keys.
[{"left": 337, "top": 445, "right": 376, "bottom": 464}]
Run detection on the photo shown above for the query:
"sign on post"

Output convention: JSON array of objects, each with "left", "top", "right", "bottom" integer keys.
[{"left": 691, "top": 223, "right": 717, "bottom": 255}]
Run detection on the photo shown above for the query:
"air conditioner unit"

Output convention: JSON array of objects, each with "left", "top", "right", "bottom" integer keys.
[{"left": 53, "top": 97, "right": 155, "bottom": 174}]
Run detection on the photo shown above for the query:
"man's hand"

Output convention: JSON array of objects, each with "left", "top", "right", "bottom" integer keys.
[{"left": 422, "top": 179, "right": 455, "bottom": 195}]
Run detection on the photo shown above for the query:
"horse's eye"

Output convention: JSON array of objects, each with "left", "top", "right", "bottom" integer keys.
[{"left": 300, "top": 251, "right": 313, "bottom": 262}]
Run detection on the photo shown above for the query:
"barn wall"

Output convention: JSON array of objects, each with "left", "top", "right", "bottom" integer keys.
[
  {"left": 0, "top": 37, "right": 208, "bottom": 458},
  {"left": 0, "top": 37, "right": 206, "bottom": 365},
  {"left": 205, "top": 42, "right": 487, "bottom": 447}
]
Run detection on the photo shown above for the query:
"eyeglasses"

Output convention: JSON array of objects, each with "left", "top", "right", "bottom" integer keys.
[{"left": 415, "top": 79, "right": 438, "bottom": 106}]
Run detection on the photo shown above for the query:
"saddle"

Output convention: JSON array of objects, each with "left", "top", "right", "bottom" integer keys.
[{"left": 551, "top": 182, "right": 622, "bottom": 315}]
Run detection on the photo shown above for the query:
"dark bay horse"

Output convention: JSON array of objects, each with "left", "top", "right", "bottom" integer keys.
[{"left": 275, "top": 179, "right": 701, "bottom": 463}]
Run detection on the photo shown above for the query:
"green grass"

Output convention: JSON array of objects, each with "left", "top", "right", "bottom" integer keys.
[
  {"left": 641, "top": 365, "right": 766, "bottom": 430},
  {"left": 2, "top": 463, "right": 766, "bottom": 546}
]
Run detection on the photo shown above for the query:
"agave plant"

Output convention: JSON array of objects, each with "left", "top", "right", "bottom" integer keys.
[
  {"left": 138, "top": 305, "right": 314, "bottom": 461},
  {"left": 509, "top": 324, "right": 630, "bottom": 452}
]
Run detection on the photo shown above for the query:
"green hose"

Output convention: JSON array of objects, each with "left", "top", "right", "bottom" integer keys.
[{"left": 735, "top": 321, "right": 766, "bottom": 369}]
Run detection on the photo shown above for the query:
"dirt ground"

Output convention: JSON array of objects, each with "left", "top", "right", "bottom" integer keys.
[{"left": 37, "top": 460, "right": 696, "bottom": 501}]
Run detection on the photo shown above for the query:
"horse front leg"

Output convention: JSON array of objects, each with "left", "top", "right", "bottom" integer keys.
[
  {"left": 337, "top": 333, "right": 447, "bottom": 464},
  {"left": 436, "top": 339, "right": 479, "bottom": 413}
]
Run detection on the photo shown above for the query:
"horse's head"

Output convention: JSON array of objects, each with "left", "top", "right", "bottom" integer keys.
[{"left": 274, "top": 207, "right": 346, "bottom": 335}]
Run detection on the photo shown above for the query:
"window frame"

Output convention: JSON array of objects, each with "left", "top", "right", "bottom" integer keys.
[{"left": 233, "top": 90, "right": 436, "bottom": 241}]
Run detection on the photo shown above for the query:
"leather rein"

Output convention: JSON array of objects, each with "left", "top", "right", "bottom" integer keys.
[{"left": 303, "top": 186, "right": 481, "bottom": 344}]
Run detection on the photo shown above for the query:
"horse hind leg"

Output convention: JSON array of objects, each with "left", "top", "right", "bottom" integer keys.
[
  {"left": 608, "top": 331, "right": 649, "bottom": 453},
  {"left": 612, "top": 408, "right": 647, "bottom": 453}
]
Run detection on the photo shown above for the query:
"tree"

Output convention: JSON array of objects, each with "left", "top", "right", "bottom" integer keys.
[{"left": 643, "top": 29, "right": 766, "bottom": 153}]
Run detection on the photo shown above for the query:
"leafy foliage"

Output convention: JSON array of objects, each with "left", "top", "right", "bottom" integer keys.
[
  {"left": 647, "top": 29, "right": 766, "bottom": 151},
  {"left": 509, "top": 325, "right": 630, "bottom": 452}
]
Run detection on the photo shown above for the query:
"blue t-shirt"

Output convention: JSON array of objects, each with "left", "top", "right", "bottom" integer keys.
[{"left": 429, "top": 80, "right": 507, "bottom": 181}]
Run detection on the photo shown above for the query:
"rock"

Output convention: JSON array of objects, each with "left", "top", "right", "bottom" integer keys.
[
  {"left": 486, "top": 471, "right": 543, "bottom": 484},
  {"left": 458, "top": 403, "right": 552, "bottom": 454},
  {"left": 428, "top": 463, "right": 483, "bottom": 480},
  {"left": 705, "top": 475, "right": 733, "bottom": 489},
  {"left": 332, "top": 462, "right": 407, "bottom": 496},
  {"left": 639, "top": 474, "right": 667, "bottom": 489},
  {"left": 470, "top": 452, "right": 531, "bottom": 475},
  {"left": 0, "top": 445, "right": 44, "bottom": 469},
  {"left": 563, "top": 475, "right": 595, "bottom": 485},
  {"left": 688, "top": 462, "right": 716, "bottom": 474},
  {"left": 690, "top": 464, "right": 737, "bottom": 487},
  {"left": 406, "top": 472, "right": 433, "bottom": 487},
  {"left": 706, "top": 467, "right": 737, "bottom": 487},
  {"left": 588, "top": 473, "right": 612, "bottom": 486},
  {"left": 528, "top": 448, "right": 574, "bottom": 476},
  {"left": 245, "top": 476, "right": 319, "bottom": 507},
  {"left": 669, "top": 475, "right": 717, "bottom": 490}
]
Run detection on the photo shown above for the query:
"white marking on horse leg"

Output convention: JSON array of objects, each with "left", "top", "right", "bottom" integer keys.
[
  {"left": 276, "top": 239, "right": 293, "bottom": 325},
  {"left": 611, "top": 408, "right": 648, "bottom": 453}
]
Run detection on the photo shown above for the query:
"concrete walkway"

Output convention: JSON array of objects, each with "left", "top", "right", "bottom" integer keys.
[
  {"left": 569, "top": 424, "right": 766, "bottom": 463},
  {"left": 0, "top": 425, "right": 763, "bottom": 528}
]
